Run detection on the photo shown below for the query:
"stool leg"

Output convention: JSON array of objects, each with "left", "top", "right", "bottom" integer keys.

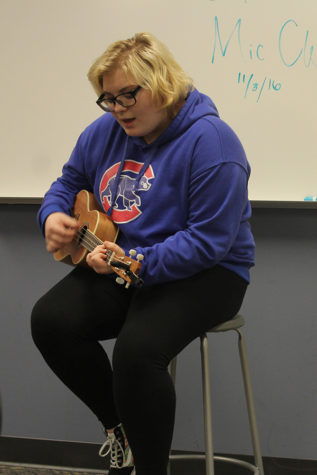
[
  {"left": 167, "top": 358, "right": 177, "bottom": 475},
  {"left": 201, "top": 334, "right": 215, "bottom": 475},
  {"left": 237, "top": 329, "right": 265, "bottom": 475}
]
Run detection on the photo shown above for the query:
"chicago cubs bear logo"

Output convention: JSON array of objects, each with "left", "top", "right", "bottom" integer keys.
[{"left": 99, "top": 160, "right": 154, "bottom": 223}]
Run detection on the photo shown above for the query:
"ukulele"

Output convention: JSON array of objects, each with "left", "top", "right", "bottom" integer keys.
[{"left": 53, "top": 190, "right": 144, "bottom": 288}]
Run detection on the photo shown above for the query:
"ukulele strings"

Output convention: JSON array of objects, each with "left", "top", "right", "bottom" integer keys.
[{"left": 76, "top": 227, "right": 113, "bottom": 262}]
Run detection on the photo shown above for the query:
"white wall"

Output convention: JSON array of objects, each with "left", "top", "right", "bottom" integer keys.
[{"left": 1, "top": 0, "right": 317, "bottom": 201}]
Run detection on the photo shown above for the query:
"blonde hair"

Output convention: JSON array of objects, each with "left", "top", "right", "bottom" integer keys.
[{"left": 87, "top": 32, "right": 193, "bottom": 114}]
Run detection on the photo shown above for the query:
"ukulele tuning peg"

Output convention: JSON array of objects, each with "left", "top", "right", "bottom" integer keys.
[
  {"left": 136, "top": 254, "right": 144, "bottom": 262},
  {"left": 116, "top": 277, "right": 125, "bottom": 285},
  {"left": 129, "top": 249, "right": 137, "bottom": 257}
]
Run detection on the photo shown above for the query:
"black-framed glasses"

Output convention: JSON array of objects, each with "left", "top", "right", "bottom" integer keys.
[{"left": 96, "top": 86, "right": 141, "bottom": 112}]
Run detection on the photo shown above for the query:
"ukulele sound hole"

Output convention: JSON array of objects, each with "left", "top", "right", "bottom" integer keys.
[{"left": 78, "top": 225, "right": 88, "bottom": 245}]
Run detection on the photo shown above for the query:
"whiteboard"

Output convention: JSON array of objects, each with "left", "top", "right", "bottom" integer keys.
[{"left": 1, "top": 0, "right": 317, "bottom": 202}]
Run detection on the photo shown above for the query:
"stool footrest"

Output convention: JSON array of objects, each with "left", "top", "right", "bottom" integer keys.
[{"left": 169, "top": 454, "right": 260, "bottom": 473}]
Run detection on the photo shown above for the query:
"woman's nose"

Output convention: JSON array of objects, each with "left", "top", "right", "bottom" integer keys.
[{"left": 112, "top": 101, "right": 127, "bottom": 113}]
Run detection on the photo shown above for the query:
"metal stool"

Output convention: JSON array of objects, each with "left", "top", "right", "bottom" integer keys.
[{"left": 168, "top": 314, "right": 264, "bottom": 475}]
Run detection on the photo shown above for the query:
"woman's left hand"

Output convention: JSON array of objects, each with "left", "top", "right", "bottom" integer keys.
[{"left": 86, "top": 240, "right": 125, "bottom": 274}]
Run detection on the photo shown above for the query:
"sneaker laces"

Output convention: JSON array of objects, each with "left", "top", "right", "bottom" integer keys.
[{"left": 99, "top": 425, "right": 127, "bottom": 469}]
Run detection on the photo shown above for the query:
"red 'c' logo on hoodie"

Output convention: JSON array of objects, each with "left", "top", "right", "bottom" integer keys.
[{"left": 99, "top": 160, "right": 154, "bottom": 223}]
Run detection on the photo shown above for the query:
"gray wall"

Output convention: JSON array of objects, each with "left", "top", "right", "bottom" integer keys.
[{"left": 0, "top": 204, "right": 316, "bottom": 460}]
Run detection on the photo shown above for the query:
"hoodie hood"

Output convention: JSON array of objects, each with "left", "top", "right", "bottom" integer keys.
[{"left": 129, "top": 88, "right": 220, "bottom": 149}]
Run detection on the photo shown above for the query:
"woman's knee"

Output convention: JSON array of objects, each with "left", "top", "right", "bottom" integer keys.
[
  {"left": 31, "top": 294, "right": 71, "bottom": 350},
  {"left": 31, "top": 297, "right": 52, "bottom": 345}
]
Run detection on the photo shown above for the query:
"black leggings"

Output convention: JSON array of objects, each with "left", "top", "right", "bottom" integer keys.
[{"left": 31, "top": 265, "right": 247, "bottom": 475}]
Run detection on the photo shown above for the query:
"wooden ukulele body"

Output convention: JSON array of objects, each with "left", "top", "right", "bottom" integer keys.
[{"left": 54, "top": 190, "right": 118, "bottom": 266}]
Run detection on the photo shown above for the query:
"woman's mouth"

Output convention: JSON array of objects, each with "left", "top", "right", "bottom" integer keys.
[{"left": 122, "top": 118, "right": 135, "bottom": 128}]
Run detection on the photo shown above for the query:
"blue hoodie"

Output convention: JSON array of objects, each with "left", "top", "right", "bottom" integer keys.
[{"left": 38, "top": 88, "right": 255, "bottom": 285}]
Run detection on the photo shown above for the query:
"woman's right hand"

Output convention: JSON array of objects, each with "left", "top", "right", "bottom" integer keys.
[{"left": 44, "top": 212, "right": 79, "bottom": 253}]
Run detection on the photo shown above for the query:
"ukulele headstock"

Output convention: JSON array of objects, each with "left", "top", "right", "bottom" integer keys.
[{"left": 108, "top": 249, "right": 144, "bottom": 288}]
